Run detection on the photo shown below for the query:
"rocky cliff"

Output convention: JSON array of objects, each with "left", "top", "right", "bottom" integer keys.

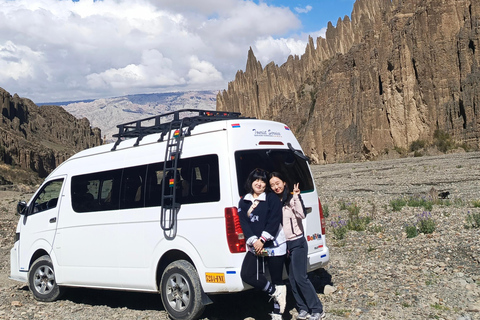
[
  {"left": 217, "top": 0, "right": 480, "bottom": 164},
  {"left": 0, "top": 87, "right": 102, "bottom": 181}
]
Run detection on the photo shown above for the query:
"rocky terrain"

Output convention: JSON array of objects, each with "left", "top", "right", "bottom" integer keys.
[
  {"left": 218, "top": 0, "right": 480, "bottom": 163},
  {"left": 0, "top": 151, "right": 479, "bottom": 320},
  {"left": 0, "top": 88, "right": 102, "bottom": 182}
]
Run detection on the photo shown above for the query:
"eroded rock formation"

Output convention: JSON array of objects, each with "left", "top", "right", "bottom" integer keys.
[
  {"left": 217, "top": 0, "right": 480, "bottom": 163},
  {"left": 0, "top": 87, "right": 102, "bottom": 179}
]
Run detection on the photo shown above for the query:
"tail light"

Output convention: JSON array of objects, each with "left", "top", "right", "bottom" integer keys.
[
  {"left": 225, "top": 207, "right": 246, "bottom": 253},
  {"left": 318, "top": 198, "right": 326, "bottom": 235}
]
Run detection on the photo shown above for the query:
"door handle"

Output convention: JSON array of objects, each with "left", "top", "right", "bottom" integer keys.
[{"left": 49, "top": 217, "right": 57, "bottom": 223}]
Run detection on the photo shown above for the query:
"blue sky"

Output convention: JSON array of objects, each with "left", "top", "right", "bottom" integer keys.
[
  {"left": 257, "top": 0, "right": 355, "bottom": 36},
  {"left": 0, "top": 0, "right": 357, "bottom": 103}
]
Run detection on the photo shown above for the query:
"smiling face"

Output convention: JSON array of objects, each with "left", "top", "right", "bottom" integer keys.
[
  {"left": 269, "top": 176, "right": 285, "bottom": 195},
  {"left": 251, "top": 178, "right": 266, "bottom": 196}
]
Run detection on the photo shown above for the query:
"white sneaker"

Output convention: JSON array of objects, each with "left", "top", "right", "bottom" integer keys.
[
  {"left": 270, "top": 313, "right": 283, "bottom": 320},
  {"left": 297, "top": 310, "right": 310, "bottom": 320},
  {"left": 270, "top": 285, "right": 287, "bottom": 313},
  {"left": 309, "top": 312, "right": 326, "bottom": 320}
]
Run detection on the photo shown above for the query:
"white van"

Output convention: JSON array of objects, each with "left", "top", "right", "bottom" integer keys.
[{"left": 10, "top": 109, "right": 329, "bottom": 320}]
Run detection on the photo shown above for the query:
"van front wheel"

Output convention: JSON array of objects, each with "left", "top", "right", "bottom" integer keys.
[
  {"left": 160, "top": 260, "right": 205, "bottom": 320},
  {"left": 28, "top": 255, "right": 63, "bottom": 302}
]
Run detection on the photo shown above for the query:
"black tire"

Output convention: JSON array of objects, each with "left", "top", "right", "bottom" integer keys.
[
  {"left": 160, "top": 260, "right": 205, "bottom": 320},
  {"left": 28, "top": 255, "right": 64, "bottom": 302}
]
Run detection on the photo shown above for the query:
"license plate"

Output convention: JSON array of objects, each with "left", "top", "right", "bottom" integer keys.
[{"left": 205, "top": 273, "right": 225, "bottom": 283}]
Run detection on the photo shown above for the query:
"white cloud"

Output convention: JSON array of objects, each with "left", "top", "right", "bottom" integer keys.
[
  {"left": 0, "top": 0, "right": 306, "bottom": 102},
  {"left": 187, "top": 56, "right": 223, "bottom": 85},
  {"left": 254, "top": 36, "right": 307, "bottom": 65},
  {"left": 294, "top": 5, "right": 312, "bottom": 14}
]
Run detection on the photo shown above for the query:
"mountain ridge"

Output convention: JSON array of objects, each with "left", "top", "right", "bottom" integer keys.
[
  {"left": 59, "top": 90, "right": 217, "bottom": 141},
  {"left": 217, "top": 0, "right": 480, "bottom": 164}
]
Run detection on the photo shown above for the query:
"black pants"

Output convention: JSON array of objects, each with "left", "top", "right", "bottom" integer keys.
[
  {"left": 240, "top": 251, "right": 285, "bottom": 289},
  {"left": 286, "top": 237, "right": 323, "bottom": 313}
]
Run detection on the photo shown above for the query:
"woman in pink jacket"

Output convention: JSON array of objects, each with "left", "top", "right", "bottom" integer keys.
[{"left": 269, "top": 172, "right": 325, "bottom": 320}]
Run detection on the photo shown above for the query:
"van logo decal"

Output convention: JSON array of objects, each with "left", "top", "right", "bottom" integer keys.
[
  {"left": 252, "top": 129, "right": 282, "bottom": 137},
  {"left": 307, "top": 233, "right": 322, "bottom": 241},
  {"left": 231, "top": 123, "right": 240, "bottom": 128}
]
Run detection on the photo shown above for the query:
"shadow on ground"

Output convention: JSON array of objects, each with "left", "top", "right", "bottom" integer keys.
[{"left": 19, "top": 268, "right": 332, "bottom": 320}]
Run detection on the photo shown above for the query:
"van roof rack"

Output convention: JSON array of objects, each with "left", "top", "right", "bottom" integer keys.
[{"left": 111, "top": 109, "right": 252, "bottom": 151}]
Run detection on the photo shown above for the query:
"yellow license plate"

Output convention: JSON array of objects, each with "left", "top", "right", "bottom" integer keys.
[{"left": 205, "top": 273, "right": 225, "bottom": 283}]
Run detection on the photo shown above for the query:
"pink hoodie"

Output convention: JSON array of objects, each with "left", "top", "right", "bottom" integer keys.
[{"left": 282, "top": 194, "right": 306, "bottom": 241}]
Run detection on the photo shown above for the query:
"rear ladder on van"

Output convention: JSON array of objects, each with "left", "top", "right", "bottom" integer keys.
[{"left": 112, "top": 109, "right": 249, "bottom": 239}]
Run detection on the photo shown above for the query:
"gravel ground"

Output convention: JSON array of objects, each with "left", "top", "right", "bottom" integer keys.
[{"left": 1, "top": 151, "right": 479, "bottom": 320}]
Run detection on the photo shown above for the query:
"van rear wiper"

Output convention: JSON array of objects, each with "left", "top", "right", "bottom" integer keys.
[{"left": 287, "top": 143, "right": 310, "bottom": 162}]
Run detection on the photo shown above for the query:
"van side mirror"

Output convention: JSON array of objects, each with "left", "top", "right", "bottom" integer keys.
[{"left": 17, "top": 201, "right": 27, "bottom": 215}]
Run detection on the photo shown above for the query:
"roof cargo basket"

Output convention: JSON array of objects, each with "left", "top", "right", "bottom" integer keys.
[{"left": 111, "top": 109, "right": 250, "bottom": 151}]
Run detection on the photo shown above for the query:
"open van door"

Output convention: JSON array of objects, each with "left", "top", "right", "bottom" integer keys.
[{"left": 17, "top": 177, "right": 65, "bottom": 271}]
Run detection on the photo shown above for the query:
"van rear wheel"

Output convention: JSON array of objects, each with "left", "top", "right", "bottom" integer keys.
[
  {"left": 28, "top": 255, "right": 64, "bottom": 302},
  {"left": 160, "top": 260, "right": 205, "bottom": 320}
]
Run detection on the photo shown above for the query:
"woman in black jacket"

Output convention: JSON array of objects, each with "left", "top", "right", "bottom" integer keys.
[{"left": 238, "top": 168, "right": 287, "bottom": 320}]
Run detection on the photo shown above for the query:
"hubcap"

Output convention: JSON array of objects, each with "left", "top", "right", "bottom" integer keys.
[
  {"left": 165, "top": 273, "right": 191, "bottom": 312},
  {"left": 33, "top": 265, "right": 55, "bottom": 295}
]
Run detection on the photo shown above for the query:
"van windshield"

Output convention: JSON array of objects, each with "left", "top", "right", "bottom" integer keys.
[{"left": 235, "top": 149, "right": 314, "bottom": 197}]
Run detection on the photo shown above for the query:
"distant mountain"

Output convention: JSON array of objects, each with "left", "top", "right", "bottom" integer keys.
[{"left": 55, "top": 91, "right": 217, "bottom": 142}]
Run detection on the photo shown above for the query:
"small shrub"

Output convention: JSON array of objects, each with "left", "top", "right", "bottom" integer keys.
[
  {"left": 390, "top": 198, "right": 407, "bottom": 211},
  {"left": 330, "top": 219, "right": 348, "bottom": 240},
  {"left": 454, "top": 198, "right": 465, "bottom": 207},
  {"left": 410, "top": 139, "right": 426, "bottom": 152},
  {"left": 322, "top": 204, "right": 329, "bottom": 218},
  {"left": 417, "top": 211, "right": 436, "bottom": 234},
  {"left": 407, "top": 196, "right": 434, "bottom": 211},
  {"left": 472, "top": 200, "right": 480, "bottom": 208},
  {"left": 346, "top": 203, "right": 360, "bottom": 216},
  {"left": 368, "top": 225, "right": 384, "bottom": 233},
  {"left": 394, "top": 146, "right": 407, "bottom": 155},
  {"left": 345, "top": 203, "right": 372, "bottom": 231},
  {"left": 433, "top": 129, "right": 455, "bottom": 153},
  {"left": 405, "top": 223, "right": 418, "bottom": 238},
  {"left": 465, "top": 211, "right": 480, "bottom": 229}
]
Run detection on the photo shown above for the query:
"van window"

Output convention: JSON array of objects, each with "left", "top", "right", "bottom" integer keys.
[
  {"left": 30, "top": 179, "right": 64, "bottom": 214},
  {"left": 235, "top": 149, "right": 314, "bottom": 196},
  {"left": 71, "top": 154, "right": 220, "bottom": 213},
  {"left": 71, "top": 169, "right": 122, "bottom": 212},
  {"left": 120, "top": 165, "right": 147, "bottom": 209},
  {"left": 145, "top": 154, "right": 220, "bottom": 206}
]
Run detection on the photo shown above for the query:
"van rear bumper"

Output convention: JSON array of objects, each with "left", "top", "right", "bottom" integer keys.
[
  {"left": 10, "top": 242, "right": 27, "bottom": 283},
  {"left": 307, "top": 246, "right": 330, "bottom": 272}
]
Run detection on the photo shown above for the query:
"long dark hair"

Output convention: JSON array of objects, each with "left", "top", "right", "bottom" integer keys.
[
  {"left": 269, "top": 171, "right": 292, "bottom": 204},
  {"left": 244, "top": 168, "right": 269, "bottom": 194}
]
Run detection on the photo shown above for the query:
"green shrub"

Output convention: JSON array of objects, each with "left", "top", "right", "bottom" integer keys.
[
  {"left": 410, "top": 139, "right": 426, "bottom": 152},
  {"left": 345, "top": 203, "right": 372, "bottom": 231},
  {"left": 472, "top": 200, "right": 480, "bottom": 208},
  {"left": 330, "top": 219, "right": 348, "bottom": 239},
  {"left": 405, "top": 223, "right": 418, "bottom": 238},
  {"left": 405, "top": 196, "right": 434, "bottom": 210},
  {"left": 394, "top": 146, "right": 407, "bottom": 155},
  {"left": 417, "top": 211, "right": 436, "bottom": 234},
  {"left": 465, "top": 211, "right": 480, "bottom": 229},
  {"left": 433, "top": 129, "right": 455, "bottom": 153},
  {"left": 390, "top": 198, "right": 407, "bottom": 211},
  {"left": 322, "top": 204, "right": 329, "bottom": 218}
]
